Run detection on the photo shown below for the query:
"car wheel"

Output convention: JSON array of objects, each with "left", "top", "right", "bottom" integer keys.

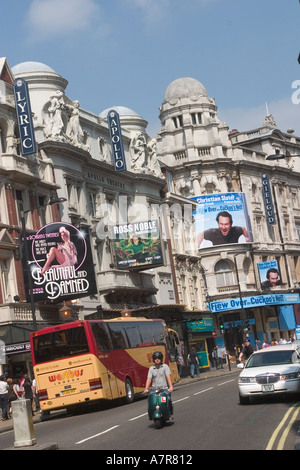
[{"left": 239, "top": 393, "right": 250, "bottom": 405}]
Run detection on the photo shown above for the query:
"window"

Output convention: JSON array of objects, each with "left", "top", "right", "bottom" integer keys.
[
  {"left": 0, "top": 260, "right": 10, "bottom": 302},
  {"left": 191, "top": 113, "right": 202, "bottom": 125},
  {"left": 90, "top": 322, "right": 112, "bottom": 351},
  {"left": 88, "top": 193, "right": 97, "bottom": 218},
  {"left": 108, "top": 322, "right": 129, "bottom": 349},
  {"left": 215, "top": 260, "right": 234, "bottom": 287}
]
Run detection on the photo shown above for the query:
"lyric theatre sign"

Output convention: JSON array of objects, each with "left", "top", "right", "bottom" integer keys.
[{"left": 13, "top": 78, "right": 37, "bottom": 156}]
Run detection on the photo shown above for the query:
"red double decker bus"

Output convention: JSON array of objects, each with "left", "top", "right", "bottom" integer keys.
[{"left": 30, "top": 317, "right": 179, "bottom": 416}]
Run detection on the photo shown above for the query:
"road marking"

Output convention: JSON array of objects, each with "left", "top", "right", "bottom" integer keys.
[
  {"left": 75, "top": 425, "right": 120, "bottom": 444},
  {"left": 173, "top": 396, "right": 190, "bottom": 404},
  {"left": 277, "top": 405, "right": 300, "bottom": 450},
  {"left": 129, "top": 413, "right": 148, "bottom": 421},
  {"left": 194, "top": 387, "right": 214, "bottom": 395},
  {"left": 266, "top": 401, "right": 300, "bottom": 450},
  {"left": 217, "top": 380, "right": 235, "bottom": 386}
]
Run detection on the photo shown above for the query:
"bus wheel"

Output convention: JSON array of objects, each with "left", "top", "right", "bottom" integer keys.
[{"left": 124, "top": 378, "right": 134, "bottom": 404}]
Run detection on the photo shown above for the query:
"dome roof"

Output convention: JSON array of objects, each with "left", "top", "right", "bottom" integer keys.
[
  {"left": 99, "top": 106, "right": 139, "bottom": 119},
  {"left": 164, "top": 77, "right": 208, "bottom": 103},
  {"left": 12, "top": 61, "right": 57, "bottom": 75}
]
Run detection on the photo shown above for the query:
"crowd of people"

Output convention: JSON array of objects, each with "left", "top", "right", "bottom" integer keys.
[{"left": 0, "top": 374, "right": 39, "bottom": 421}]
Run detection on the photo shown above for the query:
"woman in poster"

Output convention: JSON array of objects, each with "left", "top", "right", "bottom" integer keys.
[{"left": 41, "top": 226, "right": 78, "bottom": 274}]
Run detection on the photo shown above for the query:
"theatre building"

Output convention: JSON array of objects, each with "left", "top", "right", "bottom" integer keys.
[{"left": 156, "top": 77, "right": 300, "bottom": 357}]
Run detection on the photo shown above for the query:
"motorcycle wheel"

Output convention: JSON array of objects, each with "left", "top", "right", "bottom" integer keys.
[{"left": 153, "top": 418, "right": 163, "bottom": 429}]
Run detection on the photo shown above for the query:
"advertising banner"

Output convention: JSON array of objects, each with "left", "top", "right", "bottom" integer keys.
[
  {"left": 209, "top": 293, "right": 300, "bottom": 313},
  {"left": 191, "top": 192, "right": 253, "bottom": 249},
  {"left": 258, "top": 259, "right": 281, "bottom": 288},
  {"left": 20, "top": 222, "right": 97, "bottom": 302},
  {"left": 112, "top": 219, "right": 164, "bottom": 270},
  {"left": 13, "top": 78, "right": 37, "bottom": 156}
]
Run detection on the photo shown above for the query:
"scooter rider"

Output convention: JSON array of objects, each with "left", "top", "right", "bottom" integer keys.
[{"left": 144, "top": 351, "right": 174, "bottom": 416}]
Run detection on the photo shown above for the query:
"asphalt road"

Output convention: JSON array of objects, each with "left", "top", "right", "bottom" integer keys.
[{"left": 1, "top": 374, "right": 300, "bottom": 452}]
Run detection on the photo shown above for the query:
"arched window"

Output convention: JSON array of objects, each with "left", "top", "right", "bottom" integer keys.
[{"left": 214, "top": 260, "right": 233, "bottom": 287}]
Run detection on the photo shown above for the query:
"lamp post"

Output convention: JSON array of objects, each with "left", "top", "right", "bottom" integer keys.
[
  {"left": 20, "top": 197, "right": 67, "bottom": 331},
  {"left": 266, "top": 150, "right": 300, "bottom": 160},
  {"left": 233, "top": 254, "right": 247, "bottom": 331}
]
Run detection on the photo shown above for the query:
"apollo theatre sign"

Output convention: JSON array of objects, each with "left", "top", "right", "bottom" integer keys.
[{"left": 108, "top": 110, "right": 127, "bottom": 172}]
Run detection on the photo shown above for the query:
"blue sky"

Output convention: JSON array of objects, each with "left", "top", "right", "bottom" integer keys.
[{"left": 3, "top": 0, "right": 300, "bottom": 136}]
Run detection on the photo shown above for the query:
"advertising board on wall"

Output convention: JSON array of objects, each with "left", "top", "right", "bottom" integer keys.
[
  {"left": 258, "top": 259, "right": 281, "bottom": 288},
  {"left": 112, "top": 219, "right": 164, "bottom": 270},
  {"left": 191, "top": 192, "right": 253, "bottom": 249},
  {"left": 21, "top": 222, "right": 97, "bottom": 302}
]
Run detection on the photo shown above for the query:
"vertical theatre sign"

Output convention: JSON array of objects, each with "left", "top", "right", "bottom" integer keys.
[
  {"left": 13, "top": 78, "right": 37, "bottom": 156},
  {"left": 261, "top": 174, "right": 276, "bottom": 225},
  {"left": 108, "top": 110, "right": 127, "bottom": 172}
]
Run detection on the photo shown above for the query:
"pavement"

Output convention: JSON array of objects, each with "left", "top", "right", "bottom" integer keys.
[{"left": 0, "top": 363, "right": 239, "bottom": 449}]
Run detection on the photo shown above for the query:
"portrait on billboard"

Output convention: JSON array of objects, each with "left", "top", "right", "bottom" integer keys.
[
  {"left": 191, "top": 193, "right": 253, "bottom": 249},
  {"left": 111, "top": 220, "right": 164, "bottom": 270},
  {"left": 258, "top": 260, "right": 282, "bottom": 288},
  {"left": 20, "top": 222, "right": 97, "bottom": 302}
]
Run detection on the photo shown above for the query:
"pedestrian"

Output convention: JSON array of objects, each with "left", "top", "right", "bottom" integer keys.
[
  {"left": 189, "top": 347, "right": 200, "bottom": 378},
  {"left": 7, "top": 378, "right": 18, "bottom": 418},
  {"left": 32, "top": 378, "right": 40, "bottom": 411},
  {"left": 217, "top": 347, "right": 224, "bottom": 369},
  {"left": 144, "top": 351, "right": 174, "bottom": 417},
  {"left": 176, "top": 355, "right": 184, "bottom": 377},
  {"left": 238, "top": 338, "right": 255, "bottom": 363},
  {"left": 255, "top": 338, "right": 262, "bottom": 350},
  {"left": 0, "top": 375, "right": 9, "bottom": 421},
  {"left": 23, "top": 376, "right": 34, "bottom": 413},
  {"left": 212, "top": 347, "right": 218, "bottom": 369}
]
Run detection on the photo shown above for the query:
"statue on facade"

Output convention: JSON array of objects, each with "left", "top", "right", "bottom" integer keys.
[
  {"left": 65, "top": 100, "right": 88, "bottom": 149},
  {"left": 130, "top": 132, "right": 147, "bottom": 171},
  {"left": 44, "top": 90, "right": 65, "bottom": 140}
]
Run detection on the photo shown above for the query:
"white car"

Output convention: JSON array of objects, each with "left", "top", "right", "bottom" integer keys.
[{"left": 238, "top": 343, "right": 300, "bottom": 404}]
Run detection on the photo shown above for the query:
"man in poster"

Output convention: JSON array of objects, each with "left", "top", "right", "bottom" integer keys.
[{"left": 197, "top": 211, "right": 250, "bottom": 248}]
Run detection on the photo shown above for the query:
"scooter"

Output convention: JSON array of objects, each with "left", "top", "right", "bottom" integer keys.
[{"left": 147, "top": 388, "right": 172, "bottom": 429}]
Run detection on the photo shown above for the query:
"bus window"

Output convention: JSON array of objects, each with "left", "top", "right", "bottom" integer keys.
[
  {"left": 108, "top": 323, "right": 130, "bottom": 349},
  {"left": 152, "top": 322, "right": 166, "bottom": 345},
  {"left": 33, "top": 326, "right": 89, "bottom": 364},
  {"left": 90, "top": 323, "right": 112, "bottom": 352},
  {"left": 138, "top": 322, "right": 154, "bottom": 345},
  {"left": 124, "top": 322, "right": 143, "bottom": 348}
]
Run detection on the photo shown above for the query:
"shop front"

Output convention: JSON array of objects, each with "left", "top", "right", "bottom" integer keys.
[{"left": 185, "top": 317, "right": 215, "bottom": 370}]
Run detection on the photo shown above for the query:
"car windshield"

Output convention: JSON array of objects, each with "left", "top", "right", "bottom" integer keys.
[{"left": 246, "top": 350, "right": 295, "bottom": 368}]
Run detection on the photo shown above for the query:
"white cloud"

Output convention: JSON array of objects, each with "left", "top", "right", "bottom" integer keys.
[{"left": 27, "top": 0, "right": 100, "bottom": 37}]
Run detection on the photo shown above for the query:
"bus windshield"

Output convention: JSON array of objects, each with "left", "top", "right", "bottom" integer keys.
[{"left": 33, "top": 326, "right": 89, "bottom": 364}]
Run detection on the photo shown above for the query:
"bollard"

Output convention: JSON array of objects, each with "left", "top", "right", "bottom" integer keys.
[{"left": 11, "top": 399, "right": 37, "bottom": 448}]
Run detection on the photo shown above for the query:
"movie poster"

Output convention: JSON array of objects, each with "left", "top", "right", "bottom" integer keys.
[
  {"left": 258, "top": 260, "right": 282, "bottom": 288},
  {"left": 191, "top": 192, "right": 253, "bottom": 250},
  {"left": 112, "top": 219, "right": 164, "bottom": 270},
  {"left": 20, "top": 222, "right": 97, "bottom": 302}
]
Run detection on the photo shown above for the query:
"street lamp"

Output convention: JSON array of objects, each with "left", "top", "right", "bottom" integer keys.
[
  {"left": 266, "top": 149, "right": 300, "bottom": 160},
  {"left": 20, "top": 197, "right": 67, "bottom": 331}
]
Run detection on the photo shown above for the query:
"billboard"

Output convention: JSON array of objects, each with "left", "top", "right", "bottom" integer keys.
[
  {"left": 21, "top": 222, "right": 97, "bottom": 302},
  {"left": 258, "top": 259, "right": 282, "bottom": 288},
  {"left": 191, "top": 192, "right": 253, "bottom": 249},
  {"left": 111, "top": 219, "right": 164, "bottom": 270}
]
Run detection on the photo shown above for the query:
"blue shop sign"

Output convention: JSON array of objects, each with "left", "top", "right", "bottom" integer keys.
[
  {"left": 209, "top": 293, "right": 300, "bottom": 313},
  {"left": 186, "top": 318, "right": 214, "bottom": 332},
  {"left": 108, "top": 110, "right": 127, "bottom": 172},
  {"left": 13, "top": 78, "right": 37, "bottom": 156}
]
